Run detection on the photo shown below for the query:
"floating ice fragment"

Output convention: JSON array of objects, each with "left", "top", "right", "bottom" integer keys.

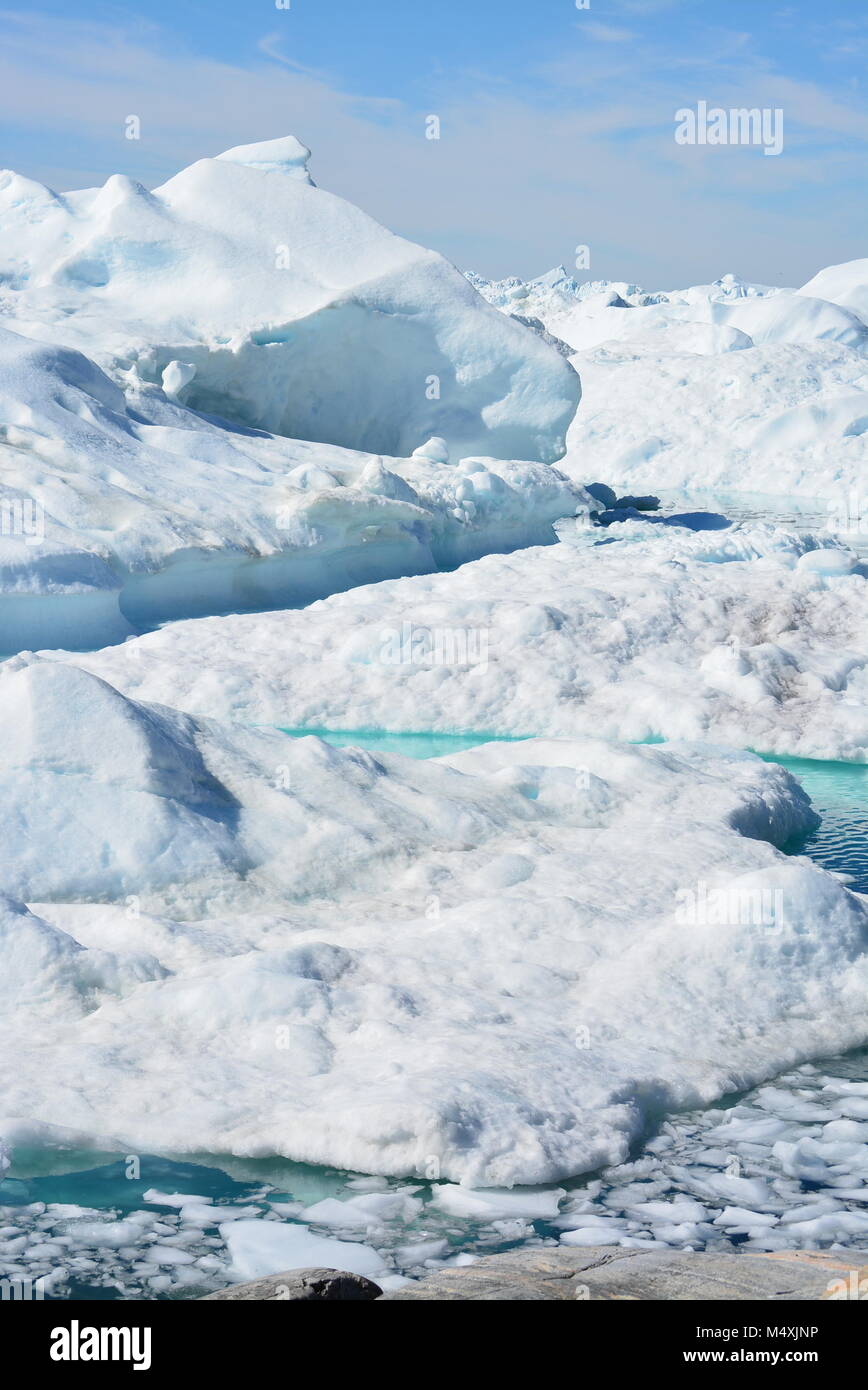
[{"left": 411, "top": 437, "right": 450, "bottom": 464}]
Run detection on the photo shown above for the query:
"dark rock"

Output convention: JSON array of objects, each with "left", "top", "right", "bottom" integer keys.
[
  {"left": 613, "top": 494, "right": 660, "bottom": 511},
  {"left": 200, "top": 1268, "right": 383, "bottom": 1301},
  {"left": 585, "top": 482, "right": 618, "bottom": 510}
]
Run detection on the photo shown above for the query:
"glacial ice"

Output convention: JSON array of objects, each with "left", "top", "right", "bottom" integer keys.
[
  {"left": 49, "top": 517, "right": 868, "bottom": 762},
  {"left": 2, "top": 1059, "right": 868, "bottom": 1301},
  {"left": 1, "top": 120, "right": 867, "bottom": 1271},
  {"left": 472, "top": 262, "right": 868, "bottom": 498},
  {"left": 219, "top": 1220, "right": 386, "bottom": 1283},
  {"left": 0, "top": 139, "right": 579, "bottom": 463},
  {"left": 798, "top": 259, "right": 868, "bottom": 325},
  {"left": 0, "top": 324, "right": 589, "bottom": 650},
  {"left": 1, "top": 660, "right": 867, "bottom": 1187}
]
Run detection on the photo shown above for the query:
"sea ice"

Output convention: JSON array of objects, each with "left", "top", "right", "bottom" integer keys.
[
  {"left": 49, "top": 516, "right": 868, "bottom": 761},
  {"left": 220, "top": 1220, "right": 386, "bottom": 1282},
  {"left": 0, "top": 661, "right": 866, "bottom": 1186},
  {"left": 473, "top": 262, "right": 868, "bottom": 499},
  {"left": 428, "top": 1186, "right": 566, "bottom": 1221}
]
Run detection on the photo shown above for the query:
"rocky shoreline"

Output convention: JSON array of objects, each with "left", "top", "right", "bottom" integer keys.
[{"left": 201, "top": 1247, "right": 868, "bottom": 1302}]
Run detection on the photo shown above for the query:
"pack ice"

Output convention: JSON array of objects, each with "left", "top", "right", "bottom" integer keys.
[
  {"left": 1, "top": 660, "right": 868, "bottom": 1185},
  {"left": 2, "top": 133, "right": 868, "bottom": 1204},
  {"left": 471, "top": 264, "right": 868, "bottom": 499},
  {"left": 51, "top": 516, "right": 868, "bottom": 762}
]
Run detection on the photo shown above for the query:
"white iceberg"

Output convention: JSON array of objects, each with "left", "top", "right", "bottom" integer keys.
[
  {"left": 0, "top": 137, "right": 580, "bottom": 463},
  {"left": 1, "top": 661, "right": 867, "bottom": 1186},
  {"left": 474, "top": 262, "right": 868, "bottom": 499},
  {"left": 219, "top": 1220, "right": 386, "bottom": 1282},
  {"left": 0, "top": 325, "right": 588, "bottom": 650},
  {"left": 798, "top": 258, "right": 868, "bottom": 326}
]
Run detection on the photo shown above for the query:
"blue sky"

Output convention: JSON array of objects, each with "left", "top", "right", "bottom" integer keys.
[{"left": 1, "top": 1, "right": 866, "bottom": 285}]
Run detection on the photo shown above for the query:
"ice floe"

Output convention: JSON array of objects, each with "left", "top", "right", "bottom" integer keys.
[
  {"left": 47, "top": 517, "right": 868, "bottom": 761},
  {"left": 0, "top": 661, "right": 867, "bottom": 1187},
  {"left": 2, "top": 1058, "right": 868, "bottom": 1301},
  {"left": 2, "top": 129, "right": 867, "bottom": 1299},
  {"left": 0, "top": 324, "right": 589, "bottom": 651}
]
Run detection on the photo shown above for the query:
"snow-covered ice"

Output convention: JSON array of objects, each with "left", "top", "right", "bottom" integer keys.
[
  {"left": 0, "top": 324, "right": 588, "bottom": 650},
  {"left": 0, "top": 138, "right": 589, "bottom": 650},
  {"left": 1, "top": 124, "right": 867, "bottom": 1295},
  {"left": 0, "top": 660, "right": 867, "bottom": 1187},
  {"left": 0, "top": 138, "right": 579, "bottom": 463},
  {"left": 472, "top": 263, "right": 868, "bottom": 499},
  {"left": 2, "top": 1057, "right": 868, "bottom": 1301},
  {"left": 47, "top": 516, "right": 868, "bottom": 761}
]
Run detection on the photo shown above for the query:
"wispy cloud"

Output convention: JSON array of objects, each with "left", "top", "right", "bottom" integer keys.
[
  {"left": 580, "top": 22, "right": 636, "bottom": 43},
  {"left": 0, "top": 7, "right": 865, "bottom": 288}
]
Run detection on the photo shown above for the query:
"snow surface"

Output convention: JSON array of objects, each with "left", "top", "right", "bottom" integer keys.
[
  {"left": 47, "top": 517, "right": 868, "bottom": 762},
  {"left": 1, "top": 660, "right": 867, "bottom": 1186},
  {"left": 798, "top": 259, "right": 868, "bottom": 326},
  {"left": 2, "top": 142, "right": 867, "bottom": 653},
  {"left": 472, "top": 263, "right": 868, "bottom": 499}
]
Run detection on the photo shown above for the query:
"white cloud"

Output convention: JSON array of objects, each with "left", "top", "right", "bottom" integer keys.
[
  {"left": 579, "top": 21, "right": 636, "bottom": 43},
  {"left": 0, "top": 9, "right": 865, "bottom": 288}
]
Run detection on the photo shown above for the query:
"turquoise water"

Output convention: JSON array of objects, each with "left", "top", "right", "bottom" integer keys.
[
  {"left": 770, "top": 755, "right": 868, "bottom": 894},
  {"left": 276, "top": 726, "right": 526, "bottom": 759},
  {"left": 3, "top": 730, "right": 866, "bottom": 1297}
]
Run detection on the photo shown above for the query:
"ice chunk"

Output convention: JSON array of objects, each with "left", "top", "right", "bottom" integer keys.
[
  {"left": 474, "top": 261, "right": 868, "bottom": 497},
  {"left": 561, "top": 1227, "right": 626, "bottom": 1246},
  {"left": 428, "top": 1186, "right": 566, "bottom": 1222},
  {"left": 0, "top": 325, "right": 586, "bottom": 649},
  {"left": 412, "top": 437, "right": 450, "bottom": 464},
  {"left": 160, "top": 360, "right": 196, "bottom": 401},
  {"left": 0, "top": 142, "right": 580, "bottom": 464},
  {"left": 798, "top": 259, "right": 868, "bottom": 326},
  {"left": 215, "top": 136, "right": 314, "bottom": 181},
  {"left": 220, "top": 1220, "right": 385, "bottom": 1281},
  {"left": 712, "top": 1207, "right": 778, "bottom": 1229},
  {"left": 301, "top": 1192, "right": 422, "bottom": 1226}
]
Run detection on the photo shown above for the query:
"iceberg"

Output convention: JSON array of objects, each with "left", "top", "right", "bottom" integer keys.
[
  {"left": 798, "top": 258, "right": 868, "bottom": 326},
  {"left": 0, "top": 138, "right": 580, "bottom": 463},
  {"left": 473, "top": 262, "right": 868, "bottom": 499},
  {"left": 1, "top": 120, "right": 867, "bottom": 1231},
  {"left": 0, "top": 324, "right": 589, "bottom": 650},
  {"left": 1, "top": 661, "right": 867, "bottom": 1186}
]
